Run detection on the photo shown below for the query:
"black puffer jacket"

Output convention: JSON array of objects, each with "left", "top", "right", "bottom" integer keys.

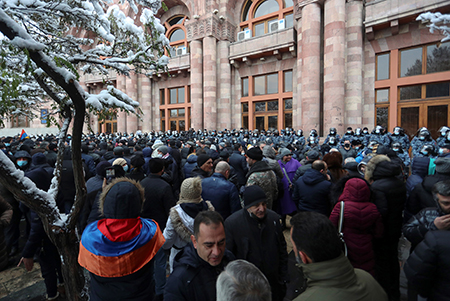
[
  {"left": 406, "top": 173, "right": 450, "bottom": 217},
  {"left": 164, "top": 243, "right": 234, "bottom": 301},
  {"left": 404, "top": 230, "right": 450, "bottom": 301},
  {"left": 365, "top": 155, "right": 406, "bottom": 241},
  {"left": 402, "top": 207, "right": 443, "bottom": 250}
]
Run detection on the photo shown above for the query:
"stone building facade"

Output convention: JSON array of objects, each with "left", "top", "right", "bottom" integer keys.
[{"left": 6, "top": 0, "right": 450, "bottom": 139}]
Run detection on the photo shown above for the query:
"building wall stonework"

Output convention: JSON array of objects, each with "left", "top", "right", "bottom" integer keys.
[{"left": 12, "top": 0, "right": 450, "bottom": 135}]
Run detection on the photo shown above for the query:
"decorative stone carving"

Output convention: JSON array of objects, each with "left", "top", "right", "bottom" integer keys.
[{"left": 186, "top": 16, "right": 237, "bottom": 42}]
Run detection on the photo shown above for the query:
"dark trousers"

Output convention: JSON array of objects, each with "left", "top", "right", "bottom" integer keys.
[
  {"left": 375, "top": 239, "right": 401, "bottom": 301},
  {"left": 39, "top": 243, "right": 63, "bottom": 298}
]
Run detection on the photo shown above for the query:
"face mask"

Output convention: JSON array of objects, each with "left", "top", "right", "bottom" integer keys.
[
  {"left": 420, "top": 136, "right": 425, "bottom": 140},
  {"left": 393, "top": 148, "right": 399, "bottom": 152},
  {"left": 241, "top": 151, "right": 245, "bottom": 156},
  {"left": 156, "top": 153, "right": 163, "bottom": 158},
  {"left": 347, "top": 131, "right": 351, "bottom": 134},
  {"left": 442, "top": 132, "right": 447, "bottom": 136},
  {"left": 375, "top": 130, "right": 380, "bottom": 134},
  {"left": 123, "top": 165, "right": 129, "bottom": 172},
  {"left": 421, "top": 151, "right": 428, "bottom": 156},
  {"left": 439, "top": 149, "right": 444, "bottom": 155},
  {"left": 363, "top": 130, "right": 368, "bottom": 134},
  {"left": 355, "top": 146, "right": 360, "bottom": 150},
  {"left": 5, "top": 143, "right": 10, "bottom": 147},
  {"left": 17, "top": 160, "right": 28, "bottom": 167},
  {"left": 344, "top": 143, "right": 350, "bottom": 148}
]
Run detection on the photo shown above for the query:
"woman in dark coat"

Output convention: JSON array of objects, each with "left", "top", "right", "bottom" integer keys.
[
  {"left": 329, "top": 177, "right": 383, "bottom": 276},
  {"left": 323, "top": 151, "right": 348, "bottom": 184}
]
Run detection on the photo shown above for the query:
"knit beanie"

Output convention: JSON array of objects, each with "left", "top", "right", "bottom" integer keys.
[
  {"left": 197, "top": 154, "right": 210, "bottom": 167},
  {"left": 435, "top": 157, "right": 450, "bottom": 174},
  {"left": 113, "top": 158, "right": 127, "bottom": 167},
  {"left": 157, "top": 145, "right": 169, "bottom": 155},
  {"left": 246, "top": 147, "right": 263, "bottom": 161},
  {"left": 279, "top": 148, "right": 292, "bottom": 158},
  {"left": 32, "top": 153, "right": 47, "bottom": 165},
  {"left": 96, "top": 161, "right": 112, "bottom": 178},
  {"left": 130, "top": 155, "right": 145, "bottom": 168},
  {"left": 179, "top": 177, "right": 202, "bottom": 203},
  {"left": 243, "top": 185, "right": 267, "bottom": 209}
]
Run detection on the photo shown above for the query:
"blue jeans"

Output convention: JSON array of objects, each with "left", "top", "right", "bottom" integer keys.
[{"left": 154, "top": 248, "right": 167, "bottom": 296}]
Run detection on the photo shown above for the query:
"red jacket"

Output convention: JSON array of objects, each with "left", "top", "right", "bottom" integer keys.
[{"left": 330, "top": 178, "right": 383, "bottom": 275}]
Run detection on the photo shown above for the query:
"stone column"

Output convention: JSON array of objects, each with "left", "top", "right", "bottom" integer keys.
[
  {"left": 116, "top": 74, "right": 127, "bottom": 133},
  {"left": 217, "top": 40, "right": 231, "bottom": 130},
  {"left": 139, "top": 74, "right": 152, "bottom": 132},
  {"left": 301, "top": 2, "right": 322, "bottom": 132},
  {"left": 126, "top": 72, "right": 139, "bottom": 133},
  {"left": 190, "top": 39, "right": 204, "bottom": 130},
  {"left": 345, "top": 0, "right": 363, "bottom": 128},
  {"left": 323, "top": 0, "right": 346, "bottom": 133},
  {"left": 203, "top": 36, "right": 217, "bottom": 130}
]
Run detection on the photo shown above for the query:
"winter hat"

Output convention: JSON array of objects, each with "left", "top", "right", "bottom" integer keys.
[
  {"left": 243, "top": 185, "right": 267, "bottom": 209},
  {"left": 130, "top": 155, "right": 145, "bottom": 168},
  {"left": 197, "top": 154, "right": 210, "bottom": 167},
  {"left": 99, "top": 178, "right": 144, "bottom": 219},
  {"left": 306, "top": 150, "right": 320, "bottom": 160},
  {"left": 32, "top": 153, "right": 47, "bottom": 166},
  {"left": 279, "top": 148, "right": 293, "bottom": 158},
  {"left": 357, "top": 155, "right": 372, "bottom": 176},
  {"left": 246, "top": 147, "right": 263, "bottom": 161},
  {"left": 220, "top": 150, "right": 230, "bottom": 159},
  {"left": 435, "top": 158, "right": 450, "bottom": 174},
  {"left": 96, "top": 161, "right": 112, "bottom": 178},
  {"left": 113, "top": 147, "right": 123, "bottom": 155},
  {"left": 157, "top": 145, "right": 169, "bottom": 155},
  {"left": 179, "top": 177, "right": 203, "bottom": 203},
  {"left": 113, "top": 158, "right": 127, "bottom": 167}
]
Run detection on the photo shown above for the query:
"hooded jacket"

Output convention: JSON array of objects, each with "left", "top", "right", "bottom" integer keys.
[
  {"left": 263, "top": 145, "right": 284, "bottom": 179},
  {"left": 78, "top": 178, "right": 165, "bottom": 301},
  {"left": 293, "top": 168, "right": 332, "bottom": 216},
  {"left": 294, "top": 254, "right": 387, "bottom": 301},
  {"left": 164, "top": 242, "right": 234, "bottom": 301},
  {"left": 329, "top": 178, "right": 383, "bottom": 275},
  {"left": 201, "top": 173, "right": 240, "bottom": 220},
  {"left": 246, "top": 160, "right": 278, "bottom": 209},
  {"left": 183, "top": 154, "right": 198, "bottom": 178},
  {"left": 405, "top": 157, "right": 430, "bottom": 199},
  {"left": 162, "top": 198, "right": 214, "bottom": 271}
]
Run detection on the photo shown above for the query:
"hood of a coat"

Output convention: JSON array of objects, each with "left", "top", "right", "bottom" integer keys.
[
  {"left": 99, "top": 177, "right": 145, "bottom": 219},
  {"left": 338, "top": 178, "right": 370, "bottom": 203},
  {"left": 302, "top": 168, "right": 328, "bottom": 185},
  {"left": 262, "top": 145, "right": 276, "bottom": 159},
  {"left": 142, "top": 147, "right": 152, "bottom": 158},
  {"left": 187, "top": 154, "right": 198, "bottom": 163},
  {"left": 365, "top": 155, "right": 397, "bottom": 182},
  {"left": 411, "top": 157, "right": 430, "bottom": 177}
]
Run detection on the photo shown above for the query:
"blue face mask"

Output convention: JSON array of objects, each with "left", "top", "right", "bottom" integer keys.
[
  {"left": 421, "top": 151, "right": 428, "bottom": 156},
  {"left": 17, "top": 160, "right": 28, "bottom": 167},
  {"left": 123, "top": 165, "right": 129, "bottom": 172},
  {"left": 439, "top": 149, "right": 444, "bottom": 156},
  {"left": 420, "top": 136, "right": 425, "bottom": 140},
  {"left": 355, "top": 146, "right": 360, "bottom": 150},
  {"left": 5, "top": 143, "right": 10, "bottom": 147},
  {"left": 393, "top": 148, "right": 399, "bottom": 152}
]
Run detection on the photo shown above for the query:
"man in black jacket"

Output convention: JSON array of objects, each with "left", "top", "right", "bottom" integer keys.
[
  {"left": 364, "top": 155, "right": 407, "bottom": 301},
  {"left": 224, "top": 185, "right": 288, "bottom": 301},
  {"left": 403, "top": 180, "right": 450, "bottom": 249},
  {"left": 164, "top": 211, "right": 234, "bottom": 301},
  {"left": 140, "top": 158, "right": 176, "bottom": 300},
  {"left": 228, "top": 143, "right": 248, "bottom": 189},
  {"left": 406, "top": 157, "right": 450, "bottom": 217},
  {"left": 404, "top": 230, "right": 450, "bottom": 301}
]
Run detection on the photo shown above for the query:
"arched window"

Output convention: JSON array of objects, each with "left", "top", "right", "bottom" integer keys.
[
  {"left": 240, "top": 0, "right": 293, "bottom": 37},
  {"left": 165, "top": 15, "right": 189, "bottom": 57}
]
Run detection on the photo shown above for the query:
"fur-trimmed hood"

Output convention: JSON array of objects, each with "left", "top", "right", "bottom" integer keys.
[
  {"left": 99, "top": 177, "right": 145, "bottom": 219},
  {"left": 169, "top": 201, "right": 214, "bottom": 243},
  {"left": 365, "top": 154, "right": 402, "bottom": 182}
]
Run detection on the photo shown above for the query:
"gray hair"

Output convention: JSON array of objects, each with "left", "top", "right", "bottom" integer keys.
[
  {"left": 216, "top": 260, "right": 271, "bottom": 301},
  {"left": 215, "top": 161, "right": 230, "bottom": 174}
]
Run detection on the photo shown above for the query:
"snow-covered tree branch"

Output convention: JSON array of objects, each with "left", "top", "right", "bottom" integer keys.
[{"left": 417, "top": 12, "right": 450, "bottom": 42}]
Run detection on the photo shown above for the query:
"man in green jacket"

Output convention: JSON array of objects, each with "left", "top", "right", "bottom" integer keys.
[{"left": 290, "top": 212, "right": 387, "bottom": 301}]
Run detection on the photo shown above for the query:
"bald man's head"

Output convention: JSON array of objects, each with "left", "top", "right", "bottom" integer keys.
[{"left": 215, "top": 161, "right": 230, "bottom": 179}]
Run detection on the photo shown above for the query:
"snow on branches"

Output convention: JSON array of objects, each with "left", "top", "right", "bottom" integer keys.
[
  {"left": 0, "top": 0, "right": 169, "bottom": 124},
  {"left": 417, "top": 12, "right": 450, "bottom": 42}
]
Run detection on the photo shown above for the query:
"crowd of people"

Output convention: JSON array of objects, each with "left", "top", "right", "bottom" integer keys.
[{"left": 0, "top": 124, "right": 449, "bottom": 300}]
